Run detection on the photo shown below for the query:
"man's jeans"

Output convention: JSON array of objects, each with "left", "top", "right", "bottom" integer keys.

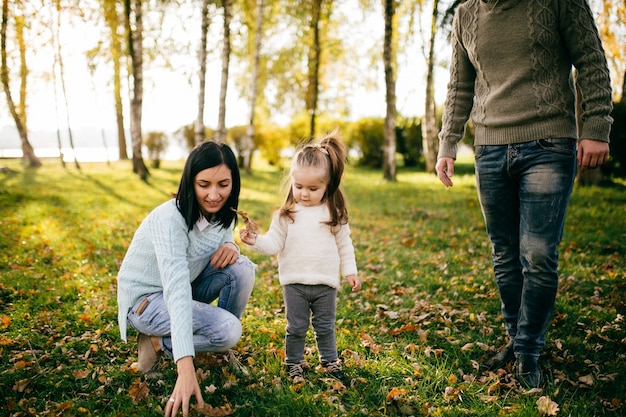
[
  {"left": 474, "top": 139, "right": 576, "bottom": 356},
  {"left": 127, "top": 255, "right": 255, "bottom": 357}
]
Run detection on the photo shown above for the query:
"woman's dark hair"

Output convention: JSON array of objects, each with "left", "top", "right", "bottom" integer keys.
[{"left": 176, "top": 141, "right": 240, "bottom": 231}]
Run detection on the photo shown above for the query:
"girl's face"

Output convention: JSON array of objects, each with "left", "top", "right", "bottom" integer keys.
[
  {"left": 291, "top": 166, "right": 327, "bottom": 207},
  {"left": 194, "top": 164, "right": 233, "bottom": 216}
]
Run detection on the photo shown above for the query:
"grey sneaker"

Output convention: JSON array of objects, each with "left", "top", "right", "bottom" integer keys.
[
  {"left": 322, "top": 360, "right": 345, "bottom": 381},
  {"left": 286, "top": 363, "right": 305, "bottom": 383}
]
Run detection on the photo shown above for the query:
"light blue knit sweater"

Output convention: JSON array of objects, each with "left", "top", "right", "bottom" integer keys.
[{"left": 117, "top": 199, "right": 236, "bottom": 361}]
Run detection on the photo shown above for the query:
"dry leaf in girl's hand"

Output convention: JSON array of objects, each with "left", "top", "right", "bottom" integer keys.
[{"left": 231, "top": 208, "right": 260, "bottom": 234}]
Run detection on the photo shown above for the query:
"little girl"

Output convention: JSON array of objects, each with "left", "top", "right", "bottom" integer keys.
[{"left": 240, "top": 129, "right": 361, "bottom": 383}]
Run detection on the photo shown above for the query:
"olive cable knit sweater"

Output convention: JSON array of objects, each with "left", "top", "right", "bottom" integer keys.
[{"left": 438, "top": 0, "right": 613, "bottom": 160}]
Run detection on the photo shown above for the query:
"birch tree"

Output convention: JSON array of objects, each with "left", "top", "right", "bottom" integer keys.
[
  {"left": 382, "top": 0, "right": 397, "bottom": 181},
  {"left": 124, "top": 0, "right": 149, "bottom": 179},
  {"left": 0, "top": 0, "right": 40, "bottom": 168},
  {"left": 103, "top": 0, "right": 128, "bottom": 160},
  {"left": 240, "top": 0, "right": 265, "bottom": 173},
  {"left": 215, "top": 0, "right": 232, "bottom": 143},
  {"left": 421, "top": 0, "right": 438, "bottom": 174},
  {"left": 195, "top": 0, "right": 211, "bottom": 145}
]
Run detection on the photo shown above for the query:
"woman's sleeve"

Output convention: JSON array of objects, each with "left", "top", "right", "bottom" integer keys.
[{"left": 149, "top": 207, "right": 195, "bottom": 361}]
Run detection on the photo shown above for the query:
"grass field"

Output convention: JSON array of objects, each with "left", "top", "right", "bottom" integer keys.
[{"left": 0, "top": 157, "right": 624, "bottom": 416}]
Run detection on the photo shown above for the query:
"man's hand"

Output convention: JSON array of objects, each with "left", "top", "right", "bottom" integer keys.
[
  {"left": 435, "top": 157, "right": 455, "bottom": 188},
  {"left": 578, "top": 139, "right": 609, "bottom": 172}
]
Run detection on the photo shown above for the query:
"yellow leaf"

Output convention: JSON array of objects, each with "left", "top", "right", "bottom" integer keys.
[
  {"left": 1, "top": 316, "right": 10, "bottom": 329},
  {"left": 386, "top": 387, "right": 407, "bottom": 402}
]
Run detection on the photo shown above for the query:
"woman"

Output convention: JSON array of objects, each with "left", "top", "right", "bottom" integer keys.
[{"left": 117, "top": 141, "right": 255, "bottom": 416}]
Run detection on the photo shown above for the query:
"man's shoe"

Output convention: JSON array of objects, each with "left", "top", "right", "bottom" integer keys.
[
  {"left": 482, "top": 341, "right": 515, "bottom": 371},
  {"left": 516, "top": 354, "right": 545, "bottom": 388},
  {"left": 137, "top": 333, "right": 162, "bottom": 373}
]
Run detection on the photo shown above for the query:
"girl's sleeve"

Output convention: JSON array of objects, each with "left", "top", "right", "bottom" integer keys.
[
  {"left": 247, "top": 213, "right": 287, "bottom": 256},
  {"left": 336, "top": 222, "right": 358, "bottom": 278}
]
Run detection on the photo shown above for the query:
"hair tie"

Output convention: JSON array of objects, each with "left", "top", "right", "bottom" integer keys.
[{"left": 313, "top": 143, "right": 329, "bottom": 155}]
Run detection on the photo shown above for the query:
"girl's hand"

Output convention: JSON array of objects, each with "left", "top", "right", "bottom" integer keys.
[
  {"left": 239, "top": 227, "right": 258, "bottom": 245},
  {"left": 345, "top": 274, "right": 361, "bottom": 292},
  {"left": 164, "top": 356, "right": 204, "bottom": 417},
  {"left": 210, "top": 242, "right": 239, "bottom": 269}
]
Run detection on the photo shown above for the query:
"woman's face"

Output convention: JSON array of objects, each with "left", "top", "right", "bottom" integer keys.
[{"left": 194, "top": 164, "right": 233, "bottom": 216}]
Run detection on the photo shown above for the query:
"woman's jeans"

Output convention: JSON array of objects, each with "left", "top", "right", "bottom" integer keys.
[
  {"left": 283, "top": 284, "right": 338, "bottom": 365},
  {"left": 474, "top": 139, "right": 576, "bottom": 357},
  {"left": 127, "top": 255, "right": 255, "bottom": 358}
]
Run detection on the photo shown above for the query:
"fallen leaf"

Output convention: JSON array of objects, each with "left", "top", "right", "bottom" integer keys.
[
  {"left": 195, "top": 402, "right": 234, "bottom": 416},
  {"left": 537, "top": 396, "right": 559, "bottom": 416},
  {"left": 72, "top": 369, "right": 91, "bottom": 380},
  {"left": 386, "top": 387, "right": 407, "bottom": 402},
  {"left": 579, "top": 374, "right": 594, "bottom": 386},
  {"left": 128, "top": 379, "right": 149, "bottom": 404}
]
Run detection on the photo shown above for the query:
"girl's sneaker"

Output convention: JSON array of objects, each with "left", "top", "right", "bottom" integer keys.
[
  {"left": 322, "top": 360, "right": 345, "bottom": 381},
  {"left": 286, "top": 363, "right": 306, "bottom": 383}
]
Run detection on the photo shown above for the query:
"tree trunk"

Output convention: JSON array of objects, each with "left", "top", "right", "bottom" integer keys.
[
  {"left": 216, "top": 0, "right": 232, "bottom": 144},
  {"left": 195, "top": 0, "right": 211, "bottom": 145},
  {"left": 125, "top": 0, "right": 148, "bottom": 180},
  {"left": 54, "top": 0, "right": 80, "bottom": 170},
  {"left": 104, "top": 0, "right": 128, "bottom": 160},
  {"left": 422, "top": 0, "right": 439, "bottom": 174},
  {"left": 306, "top": 0, "right": 322, "bottom": 140},
  {"left": 0, "top": 0, "right": 40, "bottom": 168},
  {"left": 382, "top": 0, "right": 396, "bottom": 181},
  {"left": 241, "top": 0, "right": 265, "bottom": 174}
]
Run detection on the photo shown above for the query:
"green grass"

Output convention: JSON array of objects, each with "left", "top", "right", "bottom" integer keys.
[{"left": 1, "top": 158, "right": 624, "bottom": 416}]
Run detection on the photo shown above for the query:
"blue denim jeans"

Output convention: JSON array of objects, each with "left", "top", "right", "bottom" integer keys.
[
  {"left": 127, "top": 255, "right": 255, "bottom": 357},
  {"left": 283, "top": 284, "right": 338, "bottom": 365},
  {"left": 474, "top": 139, "right": 576, "bottom": 356}
]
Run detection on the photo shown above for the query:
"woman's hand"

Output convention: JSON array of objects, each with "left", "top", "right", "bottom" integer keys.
[
  {"left": 164, "top": 356, "right": 204, "bottom": 417},
  {"left": 210, "top": 242, "right": 239, "bottom": 269},
  {"left": 239, "top": 227, "right": 258, "bottom": 245}
]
